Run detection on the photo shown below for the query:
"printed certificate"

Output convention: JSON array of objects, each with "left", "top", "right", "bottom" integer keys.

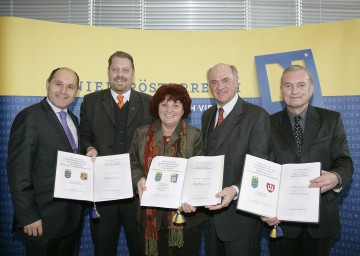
[
  {"left": 141, "top": 155, "right": 224, "bottom": 209},
  {"left": 236, "top": 154, "right": 321, "bottom": 223},
  {"left": 54, "top": 151, "right": 133, "bottom": 202}
]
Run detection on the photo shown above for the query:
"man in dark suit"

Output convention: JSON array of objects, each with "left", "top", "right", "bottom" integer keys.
[
  {"left": 7, "top": 67, "right": 83, "bottom": 256},
  {"left": 80, "top": 51, "right": 152, "bottom": 256},
  {"left": 262, "top": 65, "right": 354, "bottom": 256},
  {"left": 202, "top": 63, "right": 271, "bottom": 255}
]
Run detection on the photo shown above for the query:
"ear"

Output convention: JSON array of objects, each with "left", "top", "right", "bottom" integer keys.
[
  {"left": 46, "top": 80, "right": 50, "bottom": 91},
  {"left": 310, "top": 83, "right": 315, "bottom": 96}
]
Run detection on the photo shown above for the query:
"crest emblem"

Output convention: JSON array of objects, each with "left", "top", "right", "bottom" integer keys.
[
  {"left": 251, "top": 176, "right": 259, "bottom": 188},
  {"left": 170, "top": 174, "right": 178, "bottom": 183},
  {"left": 80, "top": 172, "right": 88, "bottom": 180},
  {"left": 267, "top": 183, "right": 275, "bottom": 193},
  {"left": 64, "top": 169, "right": 71, "bottom": 178},
  {"left": 155, "top": 172, "right": 162, "bottom": 182}
]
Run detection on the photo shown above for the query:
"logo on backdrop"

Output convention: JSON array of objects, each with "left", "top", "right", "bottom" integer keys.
[{"left": 255, "top": 49, "right": 324, "bottom": 114}]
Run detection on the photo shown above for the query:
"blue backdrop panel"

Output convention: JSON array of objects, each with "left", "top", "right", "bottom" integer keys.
[{"left": 0, "top": 96, "right": 359, "bottom": 255}]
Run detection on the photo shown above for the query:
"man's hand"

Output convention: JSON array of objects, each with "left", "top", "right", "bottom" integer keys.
[
  {"left": 205, "top": 186, "right": 237, "bottom": 210},
  {"left": 261, "top": 216, "right": 280, "bottom": 226},
  {"left": 309, "top": 170, "right": 340, "bottom": 193},
  {"left": 180, "top": 203, "right": 197, "bottom": 213},
  {"left": 137, "top": 178, "right": 147, "bottom": 201},
  {"left": 23, "top": 219, "right": 43, "bottom": 237},
  {"left": 86, "top": 147, "right": 98, "bottom": 162}
]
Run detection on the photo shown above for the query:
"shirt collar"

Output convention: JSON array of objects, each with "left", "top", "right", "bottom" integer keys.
[
  {"left": 111, "top": 88, "right": 131, "bottom": 103},
  {"left": 217, "top": 94, "right": 238, "bottom": 118},
  {"left": 46, "top": 98, "right": 67, "bottom": 114},
  {"left": 286, "top": 107, "right": 308, "bottom": 120}
]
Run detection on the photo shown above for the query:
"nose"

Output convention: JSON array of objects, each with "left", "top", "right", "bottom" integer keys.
[
  {"left": 117, "top": 70, "right": 124, "bottom": 77},
  {"left": 60, "top": 85, "right": 67, "bottom": 93},
  {"left": 291, "top": 85, "right": 298, "bottom": 94},
  {"left": 217, "top": 82, "right": 225, "bottom": 90}
]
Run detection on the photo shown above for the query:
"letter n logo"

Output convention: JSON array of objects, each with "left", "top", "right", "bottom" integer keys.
[{"left": 255, "top": 49, "right": 324, "bottom": 114}]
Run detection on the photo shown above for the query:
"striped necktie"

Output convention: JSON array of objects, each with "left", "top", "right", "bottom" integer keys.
[{"left": 215, "top": 107, "right": 224, "bottom": 129}]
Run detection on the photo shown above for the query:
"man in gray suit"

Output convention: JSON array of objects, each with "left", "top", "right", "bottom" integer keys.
[
  {"left": 262, "top": 65, "right": 353, "bottom": 256},
  {"left": 202, "top": 63, "right": 271, "bottom": 255},
  {"left": 80, "top": 51, "right": 152, "bottom": 256},
  {"left": 7, "top": 67, "right": 83, "bottom": 256}
]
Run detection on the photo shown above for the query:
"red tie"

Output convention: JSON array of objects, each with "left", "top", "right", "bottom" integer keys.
[
  {"left": 215, "top": 107, "right": 224, "bottom": 129},
  {"left": 117, "top": 95, "right": 124, "bottom": 108}
]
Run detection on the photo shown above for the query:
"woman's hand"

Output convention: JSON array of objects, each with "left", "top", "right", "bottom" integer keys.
[{"left": 137, "top": 177, "right": 147, "bottom": 201}]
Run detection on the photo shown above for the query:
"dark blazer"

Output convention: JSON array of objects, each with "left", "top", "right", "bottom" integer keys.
[
  {"left": 7, "top": 98, "right": 83, "bottom": 239},
  {"left": 79, "top": 88, "right": 152, "bottom": 155},
  {"left": 270, "top": 105, "right": 354, "bottom": 239},
  {"left": 201, "top": 96, "right": 271, "bottom": 241}
]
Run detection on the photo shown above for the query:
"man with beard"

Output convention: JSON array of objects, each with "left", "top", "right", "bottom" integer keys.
[{"left": 80, "top": 51, "right": 152, "bottom": 256}]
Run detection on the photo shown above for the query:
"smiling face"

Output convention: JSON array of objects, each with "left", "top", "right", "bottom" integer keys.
[
  {"left": 208, "top": 63, "right": 238, "bottom": 106},
  {"left": 158, "top": 97, "right": 184, "bottom": 129},
  {"left": 108, "top": 57, "right": 134, "bottom": 94},
  {"left": 46, "top": 68, "right": 78, "bottom": 110},
  {"left": 281, "top": 69, "right": 314, "bottom": 115}
]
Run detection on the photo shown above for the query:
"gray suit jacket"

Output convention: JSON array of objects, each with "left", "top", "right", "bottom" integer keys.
[
  {"left": 270, "top": 105, "right": 354, "bottom": 239},
  {"left": 79, "top": 88, "right": 152, "bottom": 155},
  {"left": 7, "top": 98, "right": 83, "bottom": 239},
  {"left": 201, "top": 96, "right": 271, "bottom": 241}
]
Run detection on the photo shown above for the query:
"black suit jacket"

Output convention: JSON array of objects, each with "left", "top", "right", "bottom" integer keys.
[
  {"left": 79, "top": 88, "right": 152, "bottom": 156},
  {"left": 7, "top": 98, "right": 83, "bottom": 239},
  {"left": 201, "top": 96, "right": 271, "bottom": 241},
  {"left": 270, "top": 105, "right": 354, "bottom": 239}
]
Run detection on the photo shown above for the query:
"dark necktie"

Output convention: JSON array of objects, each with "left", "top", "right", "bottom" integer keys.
[
  {"left": 59, "top": 111, "right": 78, "bottom": 153},
  {"left": 117, "top": 95, "right": 124, "bottom": 108},
  {"left": 294, "top": 116, "right": 303, "bottom": 156},
  {"left": 215, "top": 107, "right": 224, "bottom": 129}
]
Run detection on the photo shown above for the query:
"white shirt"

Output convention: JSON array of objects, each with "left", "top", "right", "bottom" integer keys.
[
  {"left": 46, "top": 98, "right": 78, "bottom": 147},
  {"left": 111, "top": 88, "right": 131, "bottom": 105},
  {"left": 214, "top": 94, "right": 238, "bottom": 128}
]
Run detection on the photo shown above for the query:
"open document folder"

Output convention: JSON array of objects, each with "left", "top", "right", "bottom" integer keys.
[
  {"left": 141, "top": 155, "right": 224, "bottom": 209},
  {"left": 54, "top": 151, "right": 133, "bottom": 202},
  {"left": 237, "top": 154, "right": 321, "bottom": 223}
]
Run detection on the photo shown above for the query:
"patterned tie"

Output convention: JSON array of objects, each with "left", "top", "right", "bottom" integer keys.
[
  {"left": 117, "top": 95, "right": 124, "bottom": 108},
  {"left": 59, "top": 111, "right": 78, "bottom": 153},
  {"left": 215, "top": 107, "right": 224, "bottom": 129},
  {"left": 294, "top": 116, "right": 303, "bottom": 156}
]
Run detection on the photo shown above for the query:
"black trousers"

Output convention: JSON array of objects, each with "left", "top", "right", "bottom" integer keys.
[
  {"left": 204, "top": 217, "right": 261, "bottom": 256},
  {"left": 268, "top": 227, "right": 331, "bottom": 256},
  {"left": 24, "top": 225, "right": 82, "bottom": 256},
  {"left": 90, "top": 200, "right": 141, "bottom": 256}
]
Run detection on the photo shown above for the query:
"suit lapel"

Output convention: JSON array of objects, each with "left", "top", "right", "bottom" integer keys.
[
  {"left": 302, "top": 105, "right": 321, "bottom": 154},
  {"left": 277, "top": 109, "right": 300, "bottom": 157},
  {"left": 215, "top": 97, "right": 244, "bottom": 148},
  {"left": 40, "top": 99, "right": 74, "bottom": 152},
  {"left": 128, "top": 89, "right": 140, "bottom": 129},
  {"left": 101, "top": 89, "right": 115, "bottom": 125}
]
